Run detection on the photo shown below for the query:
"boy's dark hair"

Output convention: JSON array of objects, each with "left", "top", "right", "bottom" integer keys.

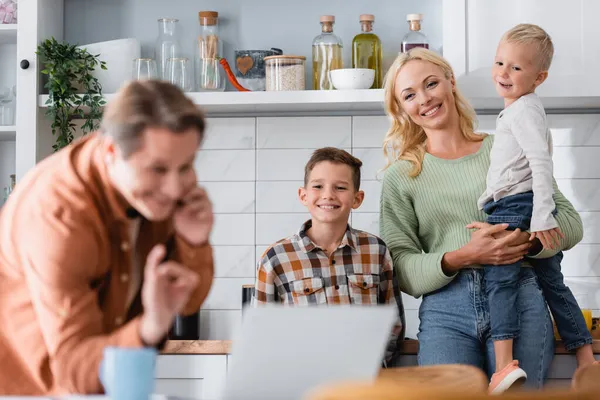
[{"left": 304, "top": 147, "right": 363, "bottom": 191}]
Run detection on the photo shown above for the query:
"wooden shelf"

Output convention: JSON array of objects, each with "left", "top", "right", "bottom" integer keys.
[
  {"left": 0, "top": 24, "right": 17, "bottom": 45},
  {"left": 0, "top": 125, "right": 16, "bottom": 140}
]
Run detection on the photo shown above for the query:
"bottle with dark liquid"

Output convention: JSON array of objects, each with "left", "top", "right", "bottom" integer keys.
[
  {"left": 401, "top": 14, "right": 429, "bottom": 53},
  {"left": 169, "top": 313, "right": 200, "bottom": 340}
]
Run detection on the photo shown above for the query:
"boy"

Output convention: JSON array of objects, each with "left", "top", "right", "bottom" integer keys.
[
  {"left": 252, "top": 147, "right": 404, "bottom": 365},
  {"left": 477, "top": 24, "right": 596, "bottom": 394}
]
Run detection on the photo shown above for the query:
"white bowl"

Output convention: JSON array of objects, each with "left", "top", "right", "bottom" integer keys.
[
  {"left": 329, "top": 68, "right": 375, "bottom": 90},
  {"left": 78, "top": 38, "right": 141, "bottom": 93}
]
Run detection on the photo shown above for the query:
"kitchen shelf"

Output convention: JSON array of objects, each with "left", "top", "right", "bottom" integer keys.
[
  {"left": 0, "top": 24, "right": 17, "bottom": 45},
  {"left": 0, "top": 125, "right": 16, "bottom": 140},
  {"left": 458, "top": 75, "right": 600, "bottom": 112},
  {"left": 38, "top": 84, "right": 600, "bottom": 118},
  {"left": 39, "top": 89, "right": 387, "bottom": 117}
]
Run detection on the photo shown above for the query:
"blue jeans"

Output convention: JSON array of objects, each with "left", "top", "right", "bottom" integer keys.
[
  {"left": 418, "top": 268, "right": 553, "bottom": 387},
  {"left": 483, "top": 191, "right": 592, "bottom": 351}
]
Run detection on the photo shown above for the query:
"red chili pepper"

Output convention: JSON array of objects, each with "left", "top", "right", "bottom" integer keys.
[{"left": 218, "top": 57, "right": 250, "bottom": 92}]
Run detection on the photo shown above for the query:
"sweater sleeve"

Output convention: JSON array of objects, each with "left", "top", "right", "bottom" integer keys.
[
  {"left": 379, "top": 166, "right": 455, "bottom": 298},
  {"left": 529, "top": 178, "right": 583, "bottom": 259}
]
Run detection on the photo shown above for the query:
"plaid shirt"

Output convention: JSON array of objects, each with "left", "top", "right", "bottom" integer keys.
[{"left": 252, "top": 220, "right": 404, "bottom": 363}]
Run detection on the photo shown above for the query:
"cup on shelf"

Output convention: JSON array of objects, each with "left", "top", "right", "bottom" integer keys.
[
  {"left": 0, "top": 86, "right": 14, "bottom": 126},
  {"left": 166, "top": 57, "right": 193, "bottom": 92},
  {"left": 132, "top": 58, "right": 158, "bottom": 80}
]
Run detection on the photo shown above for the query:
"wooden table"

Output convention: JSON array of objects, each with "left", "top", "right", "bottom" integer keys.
[{"left": 161, "top": 339, "right": 600, "bottom": 355}]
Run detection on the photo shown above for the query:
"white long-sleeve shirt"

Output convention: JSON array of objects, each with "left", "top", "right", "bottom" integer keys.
[{"left": 477, "top": 93, "right": 557, "bottom": 232}]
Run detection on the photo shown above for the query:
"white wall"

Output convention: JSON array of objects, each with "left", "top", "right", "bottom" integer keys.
[
  {"left": 63, "top": 0, "right": 443, "bottom": 90},
  {"left": 196, "top": 114, "right": 600, "bottom": 341}
]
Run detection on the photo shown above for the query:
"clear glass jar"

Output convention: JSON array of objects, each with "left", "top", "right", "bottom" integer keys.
[
  {"left": 195, "top": 11, "right": 225, "bottom": 92},
  {"left": 312, "top": 15, "right": 343, "bottom": 90},
  {"left": 155, "top": 18, "right": 182, "bottom": 80},
  {"left": 265, "top": 55, "right": 306, "bottom": 91},
  {"left": 352, "top": 14, "right": 382, "bottom": 89},
  {"left": 401, "top": 14, "right": 429, "bottom": 53}
]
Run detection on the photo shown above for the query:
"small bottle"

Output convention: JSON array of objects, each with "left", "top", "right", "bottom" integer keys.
[
  {"left": 352, "top": 14, "right": 383, "bottom": 89},
  {"left": 312, "top": 15, "right": 344, "bottom": 90},
  {"left": 401, "top": 14, "right": 429, "bottom": 53}
]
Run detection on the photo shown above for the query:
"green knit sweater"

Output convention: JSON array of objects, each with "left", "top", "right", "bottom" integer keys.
[{"left": 379, "top": 135, "right": 584, "bottom": 298}]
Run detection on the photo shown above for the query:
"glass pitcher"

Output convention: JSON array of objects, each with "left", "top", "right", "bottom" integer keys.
[{"left": 155, "top": 18, "right": 182, "bottom": 80}]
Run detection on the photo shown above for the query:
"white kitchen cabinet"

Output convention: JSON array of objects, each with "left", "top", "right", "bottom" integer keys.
[
  {"left": 12, "top": 0, "right": 63, "bottom": 182},
  {"left": 154, "top": 355, "right": 227, "bottom": 400},
  {"left": 443, "top": 0, "right": 600, "bottom": 109}
]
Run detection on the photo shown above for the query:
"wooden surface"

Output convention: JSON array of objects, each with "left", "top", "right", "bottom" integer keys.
[
  {"left": 161, "top": 339, "right": 600, "bottom": 355},
  {"left": 377, "top": 364, "right": 487, "bottom": 393}
]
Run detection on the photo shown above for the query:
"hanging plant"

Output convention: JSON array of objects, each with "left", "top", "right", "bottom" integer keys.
[{"left": 36, "top": 37, "right": 107, "bottom": 151}]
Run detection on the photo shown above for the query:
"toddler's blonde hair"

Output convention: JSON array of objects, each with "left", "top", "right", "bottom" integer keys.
[{"left": 502, "top": 23, "right": 554, "bottom": 71}]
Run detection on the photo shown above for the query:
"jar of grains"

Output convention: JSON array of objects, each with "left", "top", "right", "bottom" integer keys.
[{"left": 264, "top": 55, "right": 306, "bottom": 91}]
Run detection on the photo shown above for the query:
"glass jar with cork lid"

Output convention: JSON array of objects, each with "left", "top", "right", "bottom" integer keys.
[
  {"left": 264, "top": 55, "right": 306, "bottom": 91},
  {"left": 401, "top": 14, "right": 429, "bottom": 53},
  {"left": 196, "top": 11, "right": 225, "bottom": 91}
]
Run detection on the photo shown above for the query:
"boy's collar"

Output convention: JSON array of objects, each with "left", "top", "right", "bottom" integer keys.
[{"left": 296, "top": 220, "right": 358, "bottom": 254}]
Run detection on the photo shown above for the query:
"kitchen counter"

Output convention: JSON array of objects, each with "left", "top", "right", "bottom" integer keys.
[{"left": 161, "top": 340, "right": 600, "bottom": 355}]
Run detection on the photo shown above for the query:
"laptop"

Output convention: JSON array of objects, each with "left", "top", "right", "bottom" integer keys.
[{"left": 219, "top": 304, "right": 397, "bottom": 400}]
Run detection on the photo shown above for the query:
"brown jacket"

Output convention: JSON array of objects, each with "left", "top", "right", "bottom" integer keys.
[{"left": 0, "top": 134, "right": 214, "bottom": 395}]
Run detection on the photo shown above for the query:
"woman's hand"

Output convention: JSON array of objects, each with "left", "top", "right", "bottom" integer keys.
[{"left": 441, "top": 222, "right": 532, "bottom": 275}]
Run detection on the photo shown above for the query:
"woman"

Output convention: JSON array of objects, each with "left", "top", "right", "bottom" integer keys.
[{"left": 379, "top": 48, "right": 583, "bottom": 388}]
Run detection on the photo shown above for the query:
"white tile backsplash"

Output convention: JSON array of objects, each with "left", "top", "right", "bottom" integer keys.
[
  {"left": 581, "top": 212, "right": 600, "bottom": 244},
  {"left": 257, "top": 117, "right": 351, "bottom": 149},
  {"left": 357, "top": 180, "right": 383, "bottom": 213},
  {"left": 203, "top": 118, "right": 255, "bottom": 149},
  {"left": 255, "top": 181, "right": 305, "bottom": 213},
  {"left": 562, "top": 244, "right": 600, "bottom": 277},
  {"left": 553, "top": 148, "right": 600, "bottom": 179},
  {"left": 195, "top": 150, "right": 255, "bottom": 182},
  {"left": 200, "top": 310, "right": 242, "bottom": 340},
  {"left": 256, "top": 149, "right": 314, "bottom": 181},
  {"left": 203, "top": 182, "right": 254, "bottom": 214},
  {"left": 213, "top": 246, "right": 256, "bottom": 278},
  {"left": 211, "top": 214, "right": 255, "bottom": 245},
  {"left": 199, "top": 114, "right": 600, "bottom": 345},
  {"left": 352, "top": 148, "right": 386, "bottom": 181},
  {"left": 255, "top": 213, "right": 312, "bottom": 245},
  {"left": 556, "top": 179, "right": 600, "bottom": 212},
  {"left": 350, "top": 212, "right": 381, "bottom": 237},
  {"left": 352, "top": 116, "right": 391, "bottom": 148},
  {"left": 477, "top": 114, "right": 600, "bottom": 146},
  {"left": 203, "top": 278, "right": 255, "bottom": 310},
  {"left": 256, "top": 148, "right": 353, "bottom": 181}
]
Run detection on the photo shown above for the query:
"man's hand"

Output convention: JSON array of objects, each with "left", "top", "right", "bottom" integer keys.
[
  {"left": 530, "top": 227, "right": 564, "bottom": 250},
  {"left": 139, "top": 244, "right": 199, "bottom": 346},
  {"left": 174, "top": 186, "right": 214, "bottom": 246}
]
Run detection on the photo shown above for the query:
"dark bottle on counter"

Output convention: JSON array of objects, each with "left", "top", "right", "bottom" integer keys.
[
  {"left": 401, "top": 14, "right": 429, "bottom": 53},
  {"left": 169, "top": 313, "right": 200, "bottom": 340}
]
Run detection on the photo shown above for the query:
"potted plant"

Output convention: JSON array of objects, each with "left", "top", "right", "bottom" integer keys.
[{"left": 36, "top": 37, "right": 107, "bottom": 151}]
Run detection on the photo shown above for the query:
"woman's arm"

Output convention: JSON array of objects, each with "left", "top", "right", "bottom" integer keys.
[
  {"left": 380, "top": 167, "right": 532, "bottom": 297},
  {"left": 379, "top": 167, "right": 455, "bottom": 298},
  {"left": 529, "top": 179, "right": 583, "bottom": 259}
]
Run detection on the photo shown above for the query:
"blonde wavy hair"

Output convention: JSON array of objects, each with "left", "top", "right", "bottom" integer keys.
[{"left": 382, "top": 48, "right": 481, "bottom": 177}]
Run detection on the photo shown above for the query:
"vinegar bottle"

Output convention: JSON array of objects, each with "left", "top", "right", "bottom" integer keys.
[{"left": 312, "top": 15, "right": 343, "bottom": 90}]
